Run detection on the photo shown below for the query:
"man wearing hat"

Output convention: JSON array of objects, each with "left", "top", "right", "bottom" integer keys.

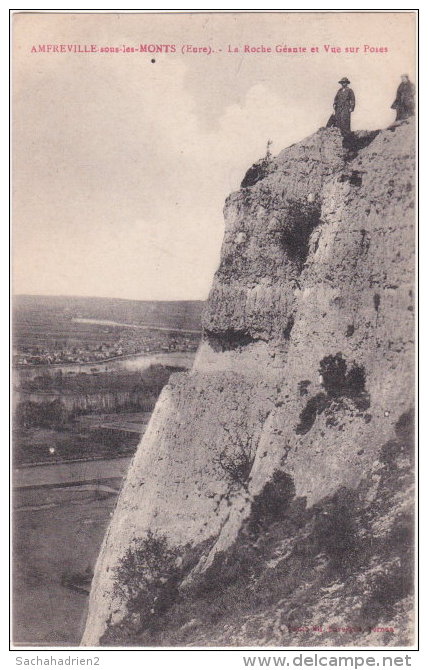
[
  {"left": 333, "top": 77, "right": 356, "bottom": 135},
  {"left": 391, "top": 74, "right": 415, "bottom": 121}
]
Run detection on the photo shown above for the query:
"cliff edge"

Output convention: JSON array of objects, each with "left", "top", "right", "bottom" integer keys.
[{"left": 82, "top": 120, "right": 415, "bottom": 647}]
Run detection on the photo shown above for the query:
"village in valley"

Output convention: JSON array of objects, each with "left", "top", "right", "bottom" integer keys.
[{"left": 12, "top": 296, "right": 203, "bottom": 466}]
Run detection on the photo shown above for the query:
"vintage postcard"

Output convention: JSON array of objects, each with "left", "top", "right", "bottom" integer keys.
[{"left": 12, "top": 11, "right": 416, "bottom": 650}]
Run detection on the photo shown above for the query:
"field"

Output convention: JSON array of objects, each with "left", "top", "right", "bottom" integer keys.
[
  {"left": 13, "top": 295, "right": 203, "bottom": 368},
  {"left": 12, "top": 295, "right": 201, "bottom": 645},
  {"left": 13, "top": 364, "right": 192, "bottom": 465},
  {"left": 12, "top": 295, "right": 201, "bottom": 465},
  {"left": 13, "top": 486, "right": 119, "bottom": 646},
  {"left": 14, "top": 294, "right": 204, "bottom": 330},
  {"left": 13, "top": 420, "right": 142, "bottom": 466},
  {"left": 13, "top": 295, "right": 204, "bottom": 349}
]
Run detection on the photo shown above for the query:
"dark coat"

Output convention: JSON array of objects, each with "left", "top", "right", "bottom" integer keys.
[
  {"left": 391, "top": 80, "right": 415, "bottom": 120},
  {"left": 326, "top": 113, "right": 337, "bottom": 128},
  {"left": 333, "top": 87, "right": 356, "bottom": 134}
]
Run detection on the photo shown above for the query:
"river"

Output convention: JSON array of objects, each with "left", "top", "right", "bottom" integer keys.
[
  {"left": 73, "top": 317, "right": 202, "bottom": 334},
  {"left": 15, "top": 350, "right": 196, "bottom": 381}
]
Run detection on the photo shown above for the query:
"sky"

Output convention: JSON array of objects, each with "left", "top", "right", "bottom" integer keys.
[{"left": 12, "top": 11, "right": 416, "bottom": 301}]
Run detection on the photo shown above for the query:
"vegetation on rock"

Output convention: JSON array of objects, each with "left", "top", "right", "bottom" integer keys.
[
  {"left": 296, "top": 353, "right": 369, "bottom": 435},
  {"left": 102, "top": 410, "right": 413, "bottom": 647}
]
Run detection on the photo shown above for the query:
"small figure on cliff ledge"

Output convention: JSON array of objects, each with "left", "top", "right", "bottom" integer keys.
[
  {"left": 391, "top": 74, "right": 415, "bottom": 121},
  {"left": 332, "top": 77, "right": 356, "bottom": 135}
]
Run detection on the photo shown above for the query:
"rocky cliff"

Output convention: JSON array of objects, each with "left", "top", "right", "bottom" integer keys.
[{"left": 82, "top": 120, "right": 415, "bottom": 647}]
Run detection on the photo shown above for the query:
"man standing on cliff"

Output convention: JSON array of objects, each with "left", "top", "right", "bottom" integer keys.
[
  {"left": 391, "top": 74, "right": 415, "bottom": 121},
  {"left": 333, "top": 77, "right": 356, "bottom": 135}
]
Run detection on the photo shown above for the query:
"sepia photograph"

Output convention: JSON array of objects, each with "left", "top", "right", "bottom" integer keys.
[{"left": 11, "top": 10, "right": 416, "bottom": 650}]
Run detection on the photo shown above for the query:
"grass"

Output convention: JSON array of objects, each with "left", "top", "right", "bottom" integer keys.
[
  {"left": 101, "top": 409, "right": 414, "bottom": 647},
  {"left": 14, "top": 364, "right": 184, "bottom": 464},
  {"left": 13, "top": 425, "right": 139, "bottom": 466},
  {"left": 13, "top": 490, "right": 117, "bottom": 646}
]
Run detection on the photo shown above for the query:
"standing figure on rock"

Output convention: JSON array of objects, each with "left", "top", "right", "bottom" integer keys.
[
  {"left": 391, "top": 74, "right": 415, "bottom": 121},
  {"left": 333, "top": 77, "right": 355, "bottom": 135}
]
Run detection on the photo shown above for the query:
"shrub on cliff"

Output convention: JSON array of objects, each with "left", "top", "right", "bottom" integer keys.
[
  {"left": 112, "top": 531, "right": 181, "bottom": 630},
  {"left": 310, "top": 488, "right": 359, "bottom": 571},
  {"left": 295, "top": 354, "right": 369, "bottom": 435},
  {"left": 214, "top": 433, "right": 254, "bottom": 490},
  {"left": 319, "top": 353, "right": 366, "bottom": 397},
  {"left": 247, "top": 470, "right": 296, "bottom": 535},
  {"left": 106, "top": 409, "right": 414, "bottom": 647}
]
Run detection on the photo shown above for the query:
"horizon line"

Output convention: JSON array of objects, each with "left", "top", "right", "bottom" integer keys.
[{"left": 13, "top": 293, "right": 206, "bottom": 303}]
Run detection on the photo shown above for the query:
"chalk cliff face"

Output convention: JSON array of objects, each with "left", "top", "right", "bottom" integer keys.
[{"left": 82, "top": 120, "right": 414, "bottom": 647}]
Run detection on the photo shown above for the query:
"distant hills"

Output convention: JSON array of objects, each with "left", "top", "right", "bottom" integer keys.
[{"left": 14, "top": 295, "right": 205, "bottom": 331}]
